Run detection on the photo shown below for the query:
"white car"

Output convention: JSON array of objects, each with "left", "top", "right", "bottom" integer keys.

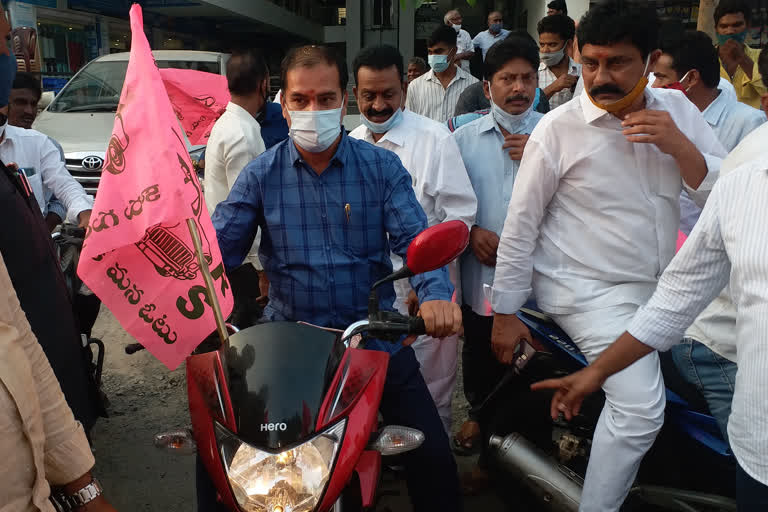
[{"left": 33, "top": 50, "right": 230, "bottom": 195}]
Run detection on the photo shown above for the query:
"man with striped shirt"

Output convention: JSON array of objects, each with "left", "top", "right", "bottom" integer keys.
[
  {"left": 406, "top": 25, "right": 478, "bottom": 122},
  {"left": 538, "top": 14, "right": 581, "bottom": 110}
]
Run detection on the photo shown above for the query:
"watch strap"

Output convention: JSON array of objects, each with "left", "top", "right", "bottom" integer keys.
[{"left": 51, "top": 478, "right": 103, "bottom": 511}]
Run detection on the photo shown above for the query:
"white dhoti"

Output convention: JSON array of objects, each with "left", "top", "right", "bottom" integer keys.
[
  {"left": 393, "top": 260, "right": 460, "bottom": 435},
  {"left": 551, "top": 303, "right": 666, "bottom": 512}
]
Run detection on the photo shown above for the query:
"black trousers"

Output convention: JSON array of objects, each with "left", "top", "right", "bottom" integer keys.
[
  {"left": 461, "top": 304, "right": 507, "bottom": 464},
  {"left": 737, "top": 461, "right": 768, "bottom": 511},
  {"left": 227, "top": 263, "right": 263, "bottom": 329},
  {"left": 196, "top": 347, "right": 462, "bottom": 511}
]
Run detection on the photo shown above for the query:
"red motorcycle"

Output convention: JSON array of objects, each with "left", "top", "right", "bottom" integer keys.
[{"left": 153, "top": 221, "right": 469, "bottom": 511}]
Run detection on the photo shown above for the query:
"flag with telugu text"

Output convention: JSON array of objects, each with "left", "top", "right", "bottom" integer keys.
[{"left": 78, "top": 4, "right": 233, "bottom": 370}]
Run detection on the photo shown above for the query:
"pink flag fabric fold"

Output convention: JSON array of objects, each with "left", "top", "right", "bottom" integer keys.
[
  {"left": 78, "top": 4, "right": 233, "bottom": 370},
  {"left": 676, "top": 230, "right": 687, "bottom": 253},
  {"left": 160, "top": 68, "right": 230, "bottom": 146}
]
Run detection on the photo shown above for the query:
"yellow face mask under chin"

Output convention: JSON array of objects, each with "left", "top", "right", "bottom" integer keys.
[{"left": 586, "top": 55, "right": 650, "bottom": 114}]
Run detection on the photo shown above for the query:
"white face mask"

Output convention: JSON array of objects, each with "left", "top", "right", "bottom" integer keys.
[
  {"left": 452, "top": 24, "right": 461, "bottom": 32},
  {"left": 488, "top": 83, "right": 533, "bottom": 135},
  {"left": 540, "top": 41, "right": 568, "bottom": 68},
  {"left": 287, "top": 100, "right": 344, "bottom": 153},
  {"left": 360, "top": 95, "right": 405, "bottom": 134}
]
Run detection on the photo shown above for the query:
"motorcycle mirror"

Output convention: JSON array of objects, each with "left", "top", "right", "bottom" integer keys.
[
  {"left": 154, "top": 428, "right": 197, "bottom": 455},
  {"left": 368, "top": 220, "right": 470, "bottom": 295},
  {"left": 405, "top": 220, "right": 469, "bottom": 275},
  {"left": 370, "top": 425, "right": 425, "bottom": 456}
]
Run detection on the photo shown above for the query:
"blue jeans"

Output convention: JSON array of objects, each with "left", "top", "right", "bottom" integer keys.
[
  {"left": 196, "top": 346, "right": 461, "bottom": 511},
  {"left": 670, "top": 338, "right": 737, "bottom": 441}
]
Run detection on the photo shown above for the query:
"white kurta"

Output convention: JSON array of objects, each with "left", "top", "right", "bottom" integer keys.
[
  {"left": 204, "top": 102, "right": 266, "bottom": 270},
  {"left": 489, "top": 87, "right": 725, "bottom": 317},
  {"left": 350, "top": 109, "right": 477, "bottom": 432},
  {"left": 489, "top": 86, "right": 726, "bottom": 511},
  {"left": 0, "top": 125, "right": 92, "bottom": 222}
]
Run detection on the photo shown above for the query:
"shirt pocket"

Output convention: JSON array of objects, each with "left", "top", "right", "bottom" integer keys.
[{"left": 650, "top": 153, "right": 683, "bottom": 200}]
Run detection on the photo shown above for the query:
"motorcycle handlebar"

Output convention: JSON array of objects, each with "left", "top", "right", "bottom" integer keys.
[{"left": 408, "top": 316, "right": 426, "bottom": 336}]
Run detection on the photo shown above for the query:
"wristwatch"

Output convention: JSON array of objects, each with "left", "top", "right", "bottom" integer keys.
[{"left": 50, "top": 478, "right": 103, "bottom": 511}]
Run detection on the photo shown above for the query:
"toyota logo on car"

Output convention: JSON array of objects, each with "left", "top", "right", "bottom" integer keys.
[{"left": 82, "top": 156, "right": 104, "bottom": 170}]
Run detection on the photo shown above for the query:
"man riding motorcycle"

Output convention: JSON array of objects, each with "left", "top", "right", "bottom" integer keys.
[{"left": 209, "top": 45, "right": 463, "bottom": 512}]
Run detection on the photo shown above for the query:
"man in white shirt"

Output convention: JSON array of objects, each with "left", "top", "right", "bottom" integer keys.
[
  {"left": 452, "top": 34, "right": 544, "bottom": 485},
  {"left": 488, "top": 5, "right": 726, "bottom": 511},
  {"left": 533, "top": 153, "right": 768, "bottom": 509},
  {"left": 9, "top": 72, "right": 71, "bottom": 232},
  {"left": 0, "top": 123, "right": 92, "bottom": 228},
  {"left": 473, "top": 11, "right": 510, "bottom": 61},
  {"left": 406, "top": 25, "right": 479, "bottom": 122},
  {"left": 205, "top": 49, "right": 269, "bottom": 327},
  {"left": 538, "top": 14, "right": 581, "bottom": 110},
  {"left": 649, "top": 32, "right": 765, "bottom": 441},
  {"left": 350, "top": 45, "right": 477, "bottom": 433},
  {"left": 444, "top": 9, "right": 474, "bottom": 74}
]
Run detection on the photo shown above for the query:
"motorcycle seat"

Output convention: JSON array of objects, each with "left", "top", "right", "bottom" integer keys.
[{"left": 518, "top": 305, "right": 711, "bottom": 416}]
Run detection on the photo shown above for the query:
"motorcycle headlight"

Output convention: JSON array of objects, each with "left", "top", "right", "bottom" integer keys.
[{"left": 215, "top": 420, "right": 346, "bottom": 512}]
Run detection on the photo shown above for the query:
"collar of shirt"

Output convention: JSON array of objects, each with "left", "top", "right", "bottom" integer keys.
[
  {"left": 477, "top": 107, "right": 539, "bottom": 136},
  {"left": 0, "top": 124, "right": 21, "bottom": 147},
  {"left": 286, "top": 127, "right": 349, "bottom": 171},
  {"left": 425, "top": 66, "right": 471, "bottom": 90},
  {"left": 701, "top": 88, "right": 730, "bottom": 127},
  {"left": 481, "top": 29, "right": 508, "bottom": 40},
  {"left": 579, "top": 86, "right": 659, "bottom": 125},
  {"left": 360, "top": 110, "right": 412, "bottom": 148}
]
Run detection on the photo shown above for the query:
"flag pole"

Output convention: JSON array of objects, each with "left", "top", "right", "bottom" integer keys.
[{"left": 186, "top": 218, "right": 229, "bottom": 345}]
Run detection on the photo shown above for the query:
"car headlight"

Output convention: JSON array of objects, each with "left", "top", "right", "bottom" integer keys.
[{"left": 215, "top": 420, "right": 346, "bottom": 512}]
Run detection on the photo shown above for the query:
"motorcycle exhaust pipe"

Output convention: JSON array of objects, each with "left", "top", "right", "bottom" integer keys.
[{"left": 489, "top": 433, "right": 582, "bottom": 512}]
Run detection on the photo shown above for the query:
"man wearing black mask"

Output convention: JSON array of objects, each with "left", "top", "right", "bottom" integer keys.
[{"left": 0, "top": 5, "right": 103, "bottom": 433}]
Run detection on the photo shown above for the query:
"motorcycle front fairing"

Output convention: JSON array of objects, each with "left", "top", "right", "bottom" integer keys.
[
  {"left": 225, "top": 322, "right": 344, "bottom": 449},
  {"left": 187, "top": 322, "right": 389, "bottom": 511}
]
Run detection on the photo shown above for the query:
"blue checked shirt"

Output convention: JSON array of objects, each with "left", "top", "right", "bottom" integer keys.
[{"left": 212, "top": 131, "right": 453, "bottom": 353}]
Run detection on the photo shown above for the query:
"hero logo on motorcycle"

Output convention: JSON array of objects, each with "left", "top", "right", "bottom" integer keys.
[{"left": 260, "top": 422, "right": 288, "bottom": 432}]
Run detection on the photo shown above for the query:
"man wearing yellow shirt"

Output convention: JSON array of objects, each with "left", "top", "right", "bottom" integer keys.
[{"left": 716, "top": 0, "right": 766, "bottom": 109}]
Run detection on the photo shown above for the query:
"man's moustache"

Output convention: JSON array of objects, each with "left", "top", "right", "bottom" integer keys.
[
  {"left": 589, "top": 84, "right": 625, "bottom": 97},
  {"left": 505, "top": 95, "right": 530, "bottom": 103},
  {"left": 366, "top": 108, "right": 394, "bottom": 118}
]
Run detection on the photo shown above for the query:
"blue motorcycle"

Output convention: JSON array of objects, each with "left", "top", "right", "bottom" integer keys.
[{"left": 482, "top": 306, "right": 736, "bottom": 511}]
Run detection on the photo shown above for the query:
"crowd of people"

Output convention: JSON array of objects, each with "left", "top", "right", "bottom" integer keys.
[{"left": 2, "top": 0, "right": 768, "bottom": 510}]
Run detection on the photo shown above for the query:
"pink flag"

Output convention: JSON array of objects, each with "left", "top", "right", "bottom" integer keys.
[
  {"left": 160, "top": 68, "right": 230, "bottom": 146},
  {"left": 78, "top": 5, "right": 233, "bottom": 370},
  {"left": 676, "top": 230, "right": 687, "bottom": 253}
]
